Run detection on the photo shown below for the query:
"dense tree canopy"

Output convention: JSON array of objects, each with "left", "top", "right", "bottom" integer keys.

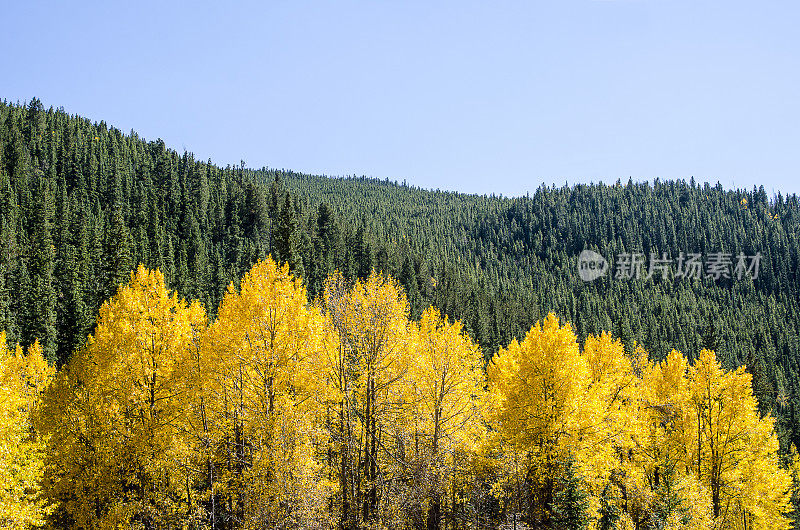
[
  {"left": 1, "top": 97, "right": 799, "bottom": 527},
  {"left": 0, "top": 260, "right": 790, "bottom": 528}
]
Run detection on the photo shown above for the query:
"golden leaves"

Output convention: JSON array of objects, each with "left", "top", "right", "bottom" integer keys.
[
  {"left": 9, "top": 261, "right": 792, "bottom": 528},
  {"left": 37, "top": 265, "right": 207, "bottom": 528},
  {"left": 488, "top": 313, "right": 589, "bottom": 451},
  {"left": 0, "top": 334, "right": 54, "bottom": 529},
  {"left": 203, "top": 257, "right": 334, "bottom": 526},
  {"left": 485, "top": 316, "right": 793, "bottom": 529}
]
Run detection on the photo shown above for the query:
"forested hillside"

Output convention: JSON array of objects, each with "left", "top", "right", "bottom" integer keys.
[{"left": 1, "top": 96, "right": 799, "bottom": 453}]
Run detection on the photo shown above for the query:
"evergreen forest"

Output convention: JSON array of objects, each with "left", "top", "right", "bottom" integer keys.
[{"left": 2, "top": 97, "right": 800, "bottom": 529}]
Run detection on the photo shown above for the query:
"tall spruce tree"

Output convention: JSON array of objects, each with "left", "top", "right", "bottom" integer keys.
[{"left": 23, "top": 177, "right": 57, "bottom": 362}]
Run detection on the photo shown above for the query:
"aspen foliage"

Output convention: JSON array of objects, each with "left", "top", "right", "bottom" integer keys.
[
  {"left": 202, "top": 257, "right": 335, "bottom": 528},
  {"left": 487, "top": 313, "right": 596, "bottom": 527},
  {"left": 321, "top": 270, "right": 416, "bottom": 527},
  {"left": 687, "top": 349, "right": 792, "bottom": 529},
  {"left": 404, "top": 307, "right": 487, "bottom": 529},
  {"left": 487, "top": 314, "right": 793, "bottom": 530},
  {"left": 579, "top": 332, "right": 639, "bottom": 513},
  {"left": 5, "top": 262, "right": 791, "bottom": 530},
  {"left": 37, "top": 266, "right": 207, "bottom": 528},
  {"left": 0, "top": 335, "right": 53, "bottom": 529},
  {"left": 598, "top": 347, "right": 792, "bottom": 529}
]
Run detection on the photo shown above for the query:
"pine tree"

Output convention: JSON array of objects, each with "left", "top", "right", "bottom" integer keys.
[
  {"left": 23, "top": 178, "right": 57, "bottom": 362},
  {"left": 273, "top": 193, "right": 303, "bottom": 276},
  {"left": 100, "top": 204, "right": 131, "bottom": 302},
  {"left": 0, "top": 173, "right": 20, "bottom": 341},
  {"left": 549, "top": 455, "right": 590, "bottom": 530}
]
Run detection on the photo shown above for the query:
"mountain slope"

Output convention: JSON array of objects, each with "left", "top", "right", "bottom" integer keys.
[{"left": 2, "top": 97, "right": 799, "bottom": 448}]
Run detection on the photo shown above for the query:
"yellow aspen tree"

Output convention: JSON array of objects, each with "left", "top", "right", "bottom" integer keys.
[
  {"left": 205, "top": 257, "right": 335, "bottom": 528},
  {"left": 630, "top": 349, "right": 713, "bottom": 529},
  {"left": 639, "top": 350, "right": 693, "bottom": 479},
  {"left": 175, "top": 302, "right": 217, "bottom": 528},
  {"left": 322, "top": 270, "right": 413, "bottom": 527},
  {"left": 487, "top": 313, "right": 592, "bottom": 527},
  {"left": 319, "top": 271, "right": 357, "bottom": 528},
  {"left": 407, "top": 307, "right": 487, "bottom": 529},
  {"left": 38, "top": 265, "right": 206, "bottom": 529},
  {"left": 579, "top": 333, "right": 640, "bottom": 520},
  {"left": 0, "top": 335, "right": 54, "bottom": 529},
  {"left": 688, "top": 349, "right": 792, "bottom": 529}
]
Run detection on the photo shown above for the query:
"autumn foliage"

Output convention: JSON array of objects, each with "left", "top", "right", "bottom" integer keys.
[
  {"left": 1, "top": 260, "right": 792, "bottom": 529},
  {"left": 0, "top": 336, "right": 53, "bottom": 528}
]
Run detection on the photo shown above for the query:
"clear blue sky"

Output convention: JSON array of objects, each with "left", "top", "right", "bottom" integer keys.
[{"left": 2, "top": 1, "right": 798, "bottom": 197}]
